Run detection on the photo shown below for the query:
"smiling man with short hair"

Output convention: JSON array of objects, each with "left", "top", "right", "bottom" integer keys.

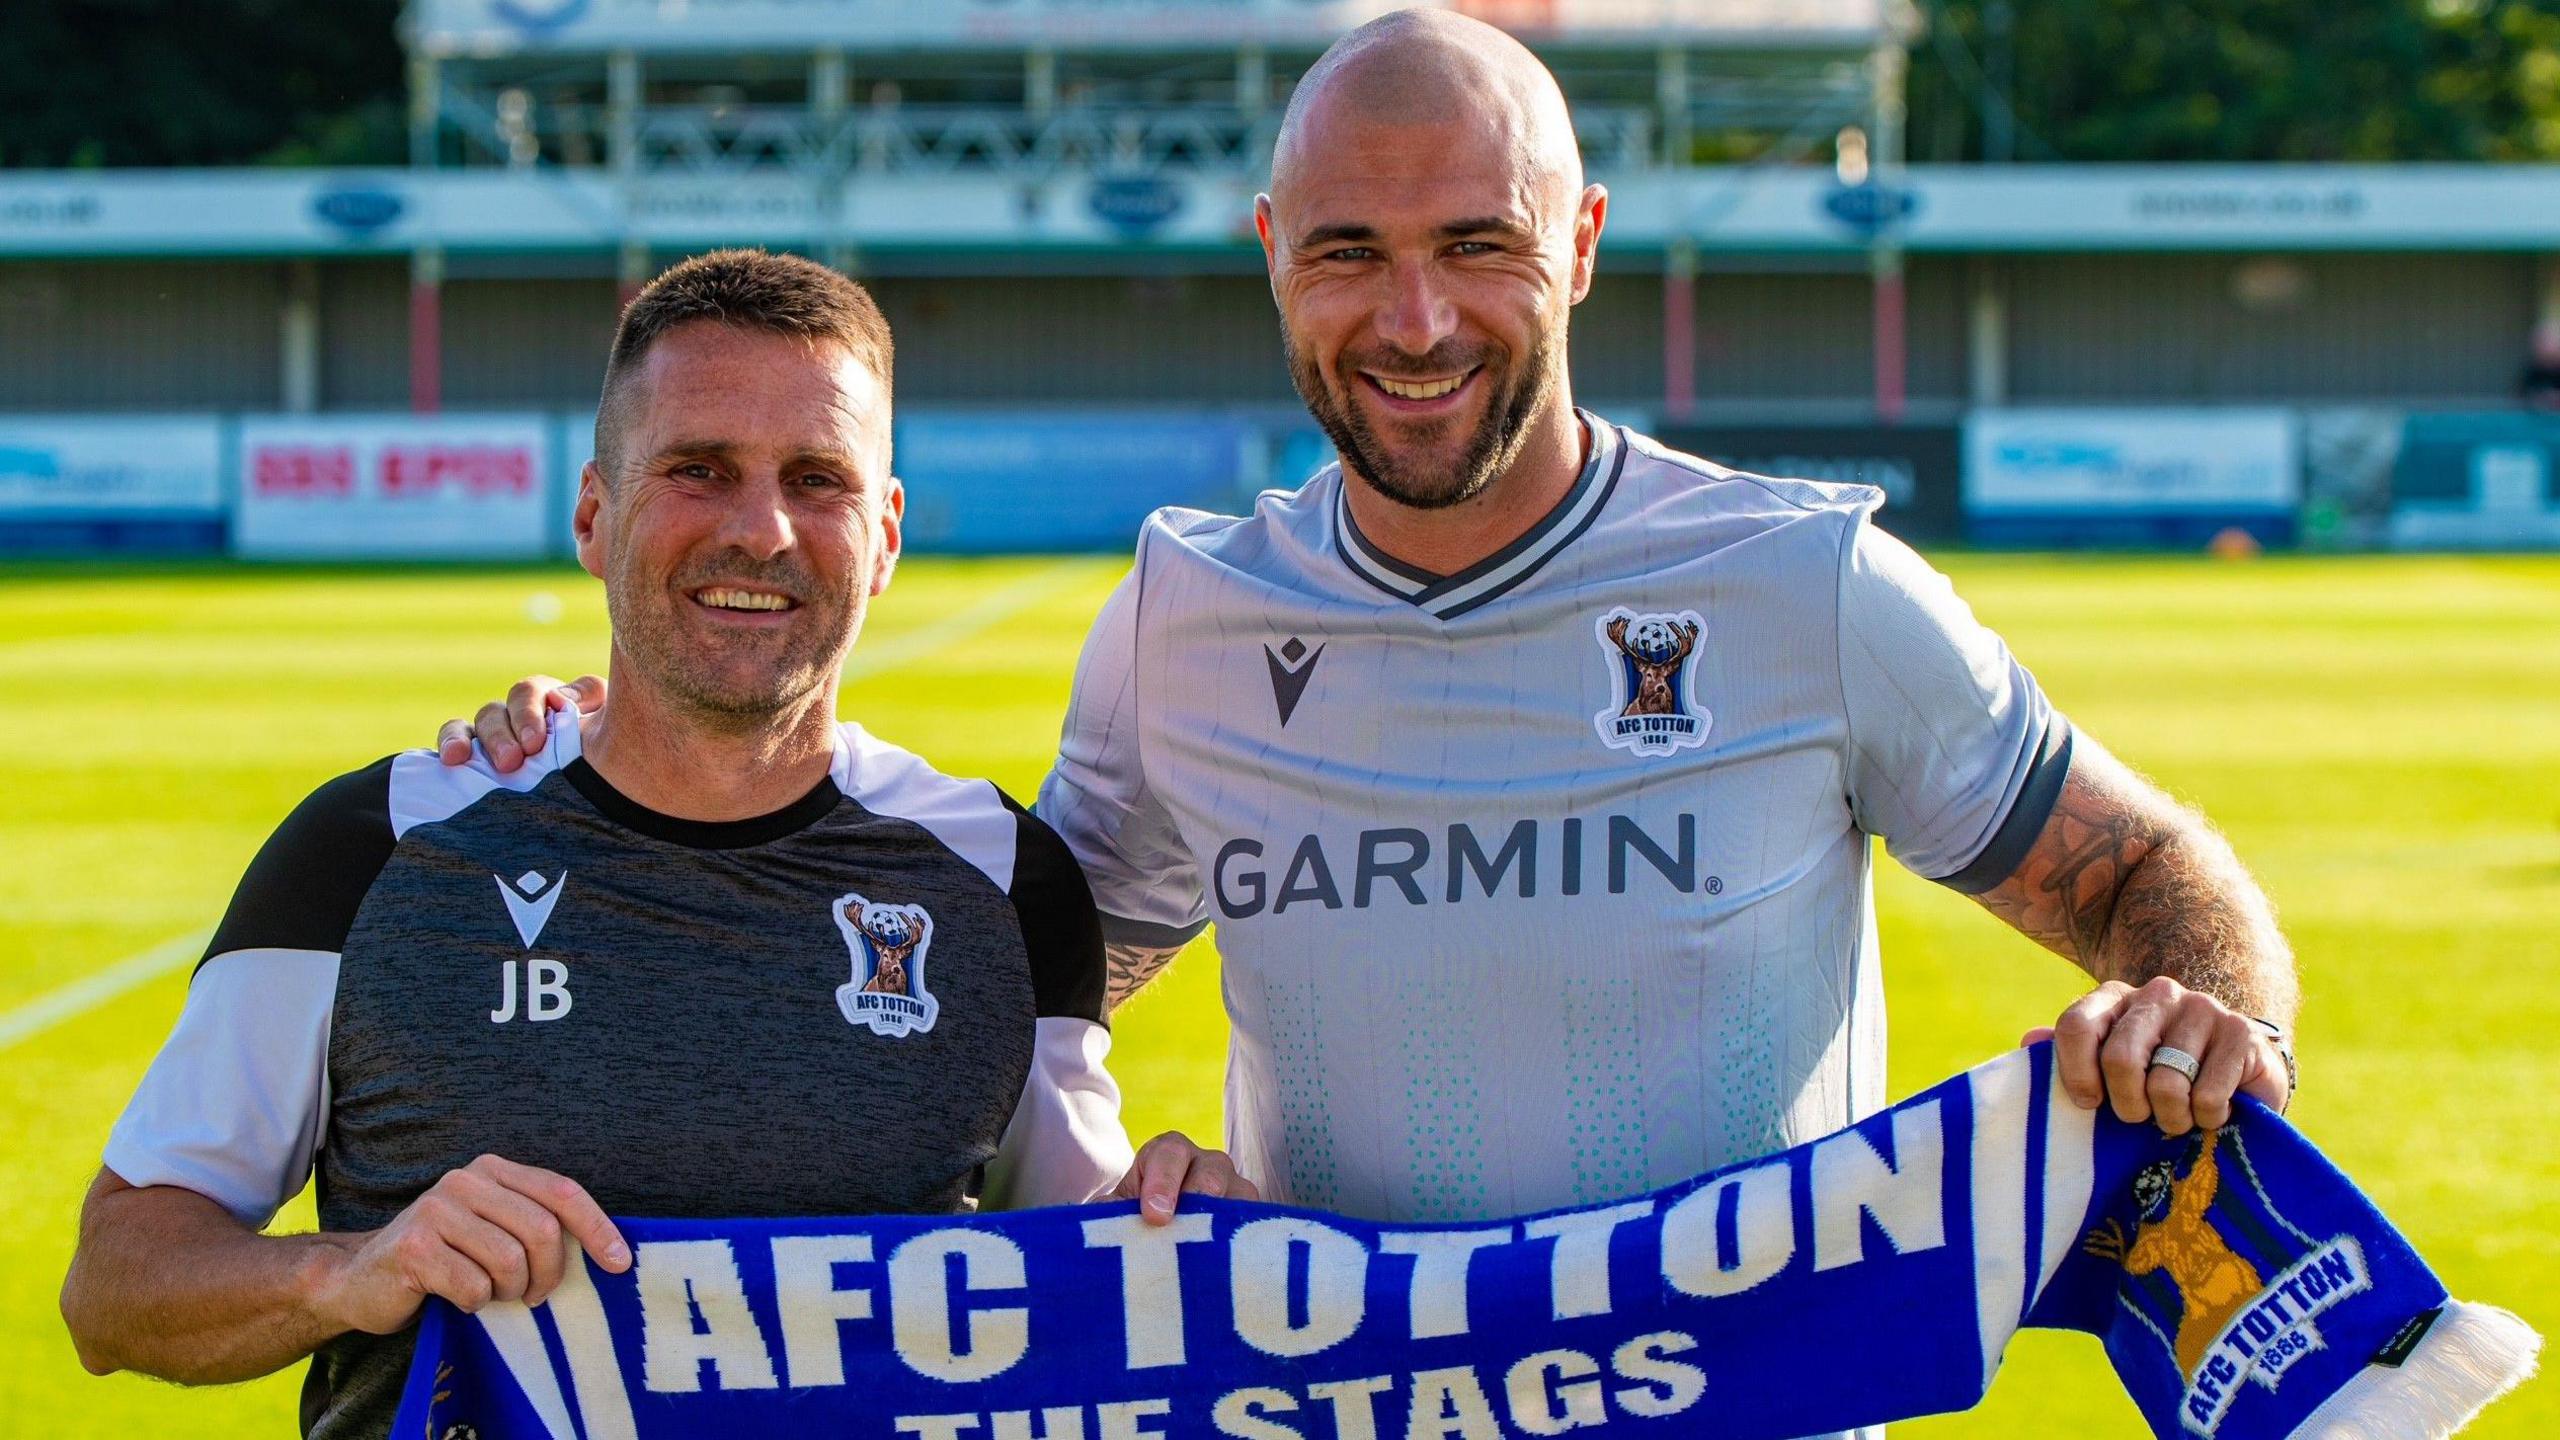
[{"left": 63, "top": 249, "right": 1244, "bottom": 1440}]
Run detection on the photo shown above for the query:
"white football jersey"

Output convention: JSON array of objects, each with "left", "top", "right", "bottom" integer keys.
[{"left": 1038, "top": 411, "right": 2069, "bottom": 1224}]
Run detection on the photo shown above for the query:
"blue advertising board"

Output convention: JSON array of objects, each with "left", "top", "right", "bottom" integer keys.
[
  {"left": 0, "top": 416, "right": 227, "bottom": 554},
  {"left": 896, "top": 412, "right": 1257, "bottom": 554},
  {"left": 2386, "top": 412, "right": 2560, "bottom": 548},
  {"left": 1963, "top": 408, "right": 2301, "bottom": 547}
]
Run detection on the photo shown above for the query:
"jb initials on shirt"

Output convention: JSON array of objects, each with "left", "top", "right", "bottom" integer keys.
[{"left": 490, "top": 958, "right": 572, "bottom": 1023}]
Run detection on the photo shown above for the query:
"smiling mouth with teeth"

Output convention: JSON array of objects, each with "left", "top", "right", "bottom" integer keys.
[
  {"left": 1367, "top": 371, "right": 1474, "bottom": 401},
  {"left": 694, "top": 587, "right": 796, "bottom": 612}
]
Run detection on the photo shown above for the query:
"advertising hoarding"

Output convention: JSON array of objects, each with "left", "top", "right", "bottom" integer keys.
[
  {"left": 2386, "top": 412, "right": 2560, "bottom": 549},
  {"left": 21, "top": 167, "right": 2560, "bottom": 260},
  {"left": 233, "top": 415, "right": 554, "bottom": 560},
  {"left": 0, "top": 415, "right": 226, "bottom": 552},
  {"left": 897, "top": 412, "right": 1257, "bottom": 554},
  {"left": 1657, "top": 423, "right": 1961, "bottom": 541},
  {"left": 1963, "top": 409, "right": 2301, "bottom": 546}
]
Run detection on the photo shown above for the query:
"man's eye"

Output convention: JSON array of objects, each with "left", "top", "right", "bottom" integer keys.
[
  {"left": 1451, "top": 241, "right": 1498, "bottom": 256},
  {"left": 673, "top": 463, "right": 716, "bottom": 480},
  {"left": 796, "top": 472, "right": 844, "bottom": 489},
  {"left": 1324, "top": 247, "right": 1377, "bottom": 262}
]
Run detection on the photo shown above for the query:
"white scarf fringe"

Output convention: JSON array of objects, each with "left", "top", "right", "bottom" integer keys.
[{"left": 2292, "top": 1301, "right": 2542, "bottom": 1439}]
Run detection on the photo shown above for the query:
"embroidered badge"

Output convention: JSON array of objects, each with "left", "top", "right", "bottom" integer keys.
[
  {"left": 1593, "top": 608, "right": 1710, "bottom": 756},
  {"left": 831, "top": 894, "right": 939, "bottom": 1037}
]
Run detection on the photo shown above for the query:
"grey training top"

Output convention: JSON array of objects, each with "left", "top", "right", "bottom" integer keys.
[{"left": 106, "top": 714, "right": 1131, "bottom": 1440}]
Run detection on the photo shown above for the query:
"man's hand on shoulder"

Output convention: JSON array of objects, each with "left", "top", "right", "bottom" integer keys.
[
  {"left": 436, "top": 675, "right": 606, "bottom": 772},
  {"left": 2029, "top": 977, "right": 2292, "bottom": 1136},
  {"left": 1113, "top": 1131, "right": 1258, "bottom": 1226},
  {"left": 313, "top": 1155, "right": 629, "bottom": 1333}
]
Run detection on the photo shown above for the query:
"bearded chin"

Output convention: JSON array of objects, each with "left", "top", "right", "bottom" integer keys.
[{"left": 1288, "top": 330, "right": 1558, "bottom": 513}]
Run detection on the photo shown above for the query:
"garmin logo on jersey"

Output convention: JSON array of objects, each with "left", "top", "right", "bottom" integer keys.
[
  {"left": 495, "top": 868, "right": 566, "bottom": 948},
  {"left": 1595, "top": 608, "right": 1710, "bottom": 757},
  {"left": 1211, "top": 814, "right": 1718, "bottom": 918},
  {"left": 1263, "top": 636, "right": 1325, "bottom": 726}
]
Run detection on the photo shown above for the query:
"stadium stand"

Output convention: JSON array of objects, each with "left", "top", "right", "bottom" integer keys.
[{"left": 4, "top": 0, "right": 2559, "bottom": 554}]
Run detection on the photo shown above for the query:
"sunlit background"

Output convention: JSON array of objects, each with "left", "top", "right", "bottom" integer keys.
[{"left": 3, "top": 2, "right": 2555, "bottom": 1436}]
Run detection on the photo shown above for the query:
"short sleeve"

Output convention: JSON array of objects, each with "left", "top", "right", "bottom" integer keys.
[
  {"left": 102, "top": 951, "right": 340, "bottom": 1228},
  {"left": 978, "top": 1018, "right": 1135, "bottom": 1211},
  {"left": 1838, "top": 522, "right": 2073, "bottom": 892},
  {"left": 1035, "top": 554, "right": 1208, "bottom": 948},
  {"left": 1001, "top": 795, "right": 1109, "bottom": 1024},
  {"left": 984, "top": 798, "right": 1138, "bottom": 1208},
  {"left": 100, "top": 760, "right": 395, "bottom": 1227}
]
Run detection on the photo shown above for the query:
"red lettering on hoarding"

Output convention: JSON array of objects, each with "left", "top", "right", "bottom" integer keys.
[
  {"left": 252, "top": 446, "right": 355, "bottom": 496},
  {"left": 378, "top": 445, "right": 534, "bottom": 497}
]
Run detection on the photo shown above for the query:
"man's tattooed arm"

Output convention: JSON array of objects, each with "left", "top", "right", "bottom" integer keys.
[
  {"left": 1969, "top": 737, "right": 2299, "bottom": 1026},
  {"left": 1104, "top": 942, "right": 1185, "bottom": 1012}
]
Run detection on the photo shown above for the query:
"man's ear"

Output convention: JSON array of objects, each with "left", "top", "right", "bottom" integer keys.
[
  {"left": 573, "top": 461, "right": 607, "bottom": 581},
  {"left": 1255, "top": 194, "right": 1284, "bottom": 301},
  {"left": 1568, "top": 184, "right": 1608, "bottom": 305},
  {"left": 871, "top": 476, "right": 904, "bottom": 597}
]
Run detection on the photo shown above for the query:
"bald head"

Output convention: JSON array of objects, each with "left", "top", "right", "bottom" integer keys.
[
  {"left": 1255, "top": 9, "right": 1606, "bottom": 518},
  {"left": 1271, "top": 9, "right": 1583, "bottom": 203}
]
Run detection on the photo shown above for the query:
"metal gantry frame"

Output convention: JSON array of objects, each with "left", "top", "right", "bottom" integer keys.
[{"left": 400, "top": 28, "right": 1906, "bottom": 416}]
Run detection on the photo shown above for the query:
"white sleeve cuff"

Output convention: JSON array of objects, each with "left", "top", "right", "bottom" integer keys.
[
  {"left": 981, "top": 1016, "right": 1135, "bottom": 1210},
  {"left": 101, "top": 948, "right": 336, "bottom": 1229}
]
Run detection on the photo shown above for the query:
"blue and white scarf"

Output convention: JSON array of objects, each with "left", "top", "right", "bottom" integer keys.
[{"left": 393, "top": 1043, "right": 2537, "bottom": 1438}]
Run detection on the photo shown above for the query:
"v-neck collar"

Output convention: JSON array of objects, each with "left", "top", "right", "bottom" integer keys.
[{"left": 1333, "top": 410, "right": 1627, "bottom": 621}]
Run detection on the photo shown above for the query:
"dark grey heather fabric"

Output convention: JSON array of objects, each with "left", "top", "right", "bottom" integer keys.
[{"left": 198, "top": 748, "right": 1103, "bottom": 1440}]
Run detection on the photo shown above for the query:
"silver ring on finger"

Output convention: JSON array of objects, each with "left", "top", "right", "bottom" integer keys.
[{"left": 2148, "top": 1044, "right": 2202, "bottom": 1084}]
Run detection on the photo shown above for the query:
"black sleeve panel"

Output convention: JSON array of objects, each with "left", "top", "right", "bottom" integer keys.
[
  {"left": 1935, "top": 718, "right": 2077, "bottom": 895},
  {"left": 1001, "top": 791, "right": 1109, "bottom": 1025},
  {"left": 200, "top": 757, "right": 398, "bottom": 969}
]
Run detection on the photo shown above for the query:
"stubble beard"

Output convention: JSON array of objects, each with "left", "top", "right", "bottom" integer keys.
[
  {"left": 1284, "top": 320, "right": 1561, "bottom": 512},
  {"left": 604, "top": 550, "right": 855, "bottom": 730}
]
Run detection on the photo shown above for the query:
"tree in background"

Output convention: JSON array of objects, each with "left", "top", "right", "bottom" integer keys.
[
  {"left": 1908, "top": 0, "right": 2560, "bottom": 162},
  {"left": 0, "top": 0, "right": 405, "bottom": 168}
]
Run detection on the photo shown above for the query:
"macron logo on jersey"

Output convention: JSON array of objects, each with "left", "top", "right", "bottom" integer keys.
[
  {"left": 495, "top": 869, "right": 566, "bottom": 948},
  {"left": 1263, "top": 636, "right": 1325, "bottom": 726}
]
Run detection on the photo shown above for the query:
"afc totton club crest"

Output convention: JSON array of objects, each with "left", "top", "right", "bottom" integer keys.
[
  {"left": 2081, "top": 1126, "right": 2375, "bottom": 1436},
  {"left": 1593, "top": 608, "right": 1711, "bottom": 756},
  {"left": 831, "top": 894, "right": 940, "bottom": 1037}
]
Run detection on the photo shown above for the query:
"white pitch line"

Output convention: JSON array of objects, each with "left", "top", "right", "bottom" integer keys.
[
  {"left": 0, "top": 929, "right": 210, "bottom": 1055},
  {"left": 0, "top": 556, "right": 1111, "bottom": 1057},
  {"left": 842, "top": 556, "right": 1104, "bottom": 681}
]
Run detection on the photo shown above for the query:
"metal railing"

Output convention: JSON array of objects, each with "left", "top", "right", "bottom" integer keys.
[{"left": 430, "top": 88, "right": 1872, "bottom": 178}]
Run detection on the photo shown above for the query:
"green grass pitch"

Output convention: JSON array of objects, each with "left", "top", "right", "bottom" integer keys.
[{"left": 1, "top": 552, "right": 2551, "bottom": 1437}]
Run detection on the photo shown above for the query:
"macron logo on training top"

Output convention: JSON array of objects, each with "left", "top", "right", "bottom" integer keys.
[
  {"left": 495, "top": 870, "right": 566, "bottom": 948},
  {"left": 1263, "top": 636, "right": 1325, "bottom": 726}
]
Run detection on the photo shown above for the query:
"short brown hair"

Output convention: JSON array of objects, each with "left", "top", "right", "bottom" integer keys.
[{"left": 594, "top": 248, "right": 894, "bottom": 477}]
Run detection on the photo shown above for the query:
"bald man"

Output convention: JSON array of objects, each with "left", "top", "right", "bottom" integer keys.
[
  {"left": 1075, "top": 5, "right": 2299, "bottom": 1207},
  {"left": 456, "top": 8, "right": 2299, "bottom": 1283}
]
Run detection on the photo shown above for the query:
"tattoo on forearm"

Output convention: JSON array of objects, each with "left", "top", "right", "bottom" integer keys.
[
  {"left": 1104, "top": 942, "right": 1182, "bottom": 1010},
  {"left": 1975, "top": 757, "right": 2298, "bottom": 1026},
  {"left": 1979, "top": 779, "right": 2171, "bottom": 965}
]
